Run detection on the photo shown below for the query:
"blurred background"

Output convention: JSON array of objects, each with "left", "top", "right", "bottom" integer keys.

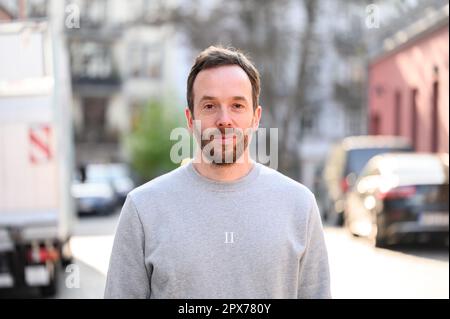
[{"left": 0, "top": 0, "right": 448, "bottom": 298}]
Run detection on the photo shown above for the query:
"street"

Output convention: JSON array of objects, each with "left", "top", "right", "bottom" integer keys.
[
  {"left": 0, "top": 211, "right": 449, "bottom": 299},
  {"left": 3, "top": 212, "right": 447, "bottom": 299},
  {"left": 50, "top": 213, "right": 448, "bottom": 299},
  {"left": 53, "top": 212, "right": 119, "bottom": 299},
  {"left": 325, "top": 225, "right": 449, "bottom": 298}
]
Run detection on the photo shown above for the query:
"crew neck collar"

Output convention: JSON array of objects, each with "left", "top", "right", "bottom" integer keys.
[{"left": 183, "top": 159, "right": 261, "bottom": 192}]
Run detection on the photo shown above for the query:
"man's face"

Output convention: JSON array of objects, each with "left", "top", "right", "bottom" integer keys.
[{"left": 186, "top": 65, "right": 261, "bottom": 165}]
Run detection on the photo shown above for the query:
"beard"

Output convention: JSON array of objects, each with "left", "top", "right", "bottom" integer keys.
[{"left": 198, "top": 127, "right": 250, "bottom": 165}]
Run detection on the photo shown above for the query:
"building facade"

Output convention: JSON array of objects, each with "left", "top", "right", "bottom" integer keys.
[
  {"left": 65, "top": 0, "right": 188, "bottom": 165},
  {"left": 368, "top": 3, "right": 449, "bottom": 154}
]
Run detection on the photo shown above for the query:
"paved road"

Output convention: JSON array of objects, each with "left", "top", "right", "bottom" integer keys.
[
  {"left": 2, "top": 212, "right": 448, "bottom": 298},
  {"left": 53, "top": 212, "right": 119, "bottom": 299},
  {"left": 325, "top": 226, "right": 449, "bottom": 298}
]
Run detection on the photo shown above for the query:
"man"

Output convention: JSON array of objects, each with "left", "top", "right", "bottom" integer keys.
[{"left": 104, "top": 46, "right": 331, "bottom": 299}]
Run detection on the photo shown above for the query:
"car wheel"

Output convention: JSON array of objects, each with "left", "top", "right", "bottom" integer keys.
[
  {"left": 336, "top": 212, "right": 345, "bottom": 226},
  {"left": 375, "top": 234, "right": 388, "bottom": 248},
  {"left": 374, "top": 216, "right": 388, "bottom": 248}
]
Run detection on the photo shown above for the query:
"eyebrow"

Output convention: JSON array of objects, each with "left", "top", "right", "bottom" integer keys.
[
  {"left": 231, "top": 96, "right": 248, "bottom": 103},
  {"left": 199, "top": 95, "right": 249, "bottom": 103},
  {"left": 199, "top": 96, "right": 216, "bottom": 102}
]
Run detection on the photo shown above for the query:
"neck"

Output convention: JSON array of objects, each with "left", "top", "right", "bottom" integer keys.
[{"left": 192, "top": 151, "right": 254, "bottom": 182}]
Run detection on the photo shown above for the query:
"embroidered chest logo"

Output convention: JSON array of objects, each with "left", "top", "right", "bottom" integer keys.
[{"left": 224, "top": 232, "right": 234, "bottom": 244}]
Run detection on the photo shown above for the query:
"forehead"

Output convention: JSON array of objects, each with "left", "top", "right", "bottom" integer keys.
[{"left": 193, "top": 65, "right": 252, "bottom": 101}]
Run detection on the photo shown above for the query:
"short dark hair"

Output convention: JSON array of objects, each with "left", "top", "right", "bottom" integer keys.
[{"left": 187, "top": 45, "right": 260, "bottom": 114}]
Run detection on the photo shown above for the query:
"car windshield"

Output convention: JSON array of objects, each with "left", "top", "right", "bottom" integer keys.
[
  {"left": 108, "top": 165, "right": 129, "bottom": 179},
  {"left": 346, "top": 147, "right": 411, "bottom": 177},
  {"left": 72, "top": 182, "right": 113, "bottom": 198},
  {"left": 86, "top": 165, "right": 111, "bottom": 182},
  {"left": 86, "top": 164, "right": 130, "bottom": 182},
  {"left": 417, "top": 184, "right": 449, "bottom": 206}
]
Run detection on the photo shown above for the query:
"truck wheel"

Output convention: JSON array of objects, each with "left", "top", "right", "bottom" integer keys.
[
  {"left": 61, "top": 256, "right": 73, "bottom": 268},
  {"left": 39, "top": 262, "right": 58, "bottom": 297},
  {"left": 60, "top": 241, "right": 73, "bottom": 268},
  {"left": 39, "top": 278, "right": 57, "bottom": 297}
]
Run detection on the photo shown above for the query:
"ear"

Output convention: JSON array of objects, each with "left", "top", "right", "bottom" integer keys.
[
  {"left": 252, "top": 105, "right": 262, "bottom": 130},
  {"left": 185, "top": 107, "right": 194, "bottom": 132}
]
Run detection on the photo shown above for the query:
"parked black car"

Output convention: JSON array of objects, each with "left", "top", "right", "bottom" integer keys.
[
  {"left": 345, "top": 153, "right": 449, "bottom": 247},
  {"left": 322, "top": 136, "right": 413, "bottom": 225}
]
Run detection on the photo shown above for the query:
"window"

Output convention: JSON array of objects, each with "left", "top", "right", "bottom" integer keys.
[
  {"left": 394, "top": 90, "right": 402, "bottom": 136},
  {"left": 411, "top": 88, "right": 418, "bottom": 151},
  {"left": 370, "top": 113, "right": 380, "bottom": 135},
  {"left": 128, "top": 43, "right": 163, "bottom": 79},
  {"left": 431, "top": 80, "right": 439, "bottom": 152}
]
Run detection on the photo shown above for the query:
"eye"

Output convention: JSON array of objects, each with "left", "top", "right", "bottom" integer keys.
[
  {"left": 233, "top": 103, "right": 244, "bottom": 109},
  {"left": 204, "top": 104, "right": 215, "bottom": 110}
]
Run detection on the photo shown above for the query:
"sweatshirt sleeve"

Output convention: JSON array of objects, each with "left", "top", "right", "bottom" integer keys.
[
  {"left": 104, "top": 195, "right": 151, "bottom": 299},
  {"left": 297, "top": 193, "right": 331, "bottom": 299}
]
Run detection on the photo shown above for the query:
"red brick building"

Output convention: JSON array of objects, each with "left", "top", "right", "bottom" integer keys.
[{"left": 368, "top": 14, "right": 449, "bottom": 153}]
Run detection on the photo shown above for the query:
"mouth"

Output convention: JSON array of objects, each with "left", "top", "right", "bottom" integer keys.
[{"left": 215, "top": 135, "right": 236, "bottom": 143}]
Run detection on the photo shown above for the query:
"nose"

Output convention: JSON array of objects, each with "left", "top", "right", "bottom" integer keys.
[{"left": 216, "top": 107, "right": 233, "bottom": 128}]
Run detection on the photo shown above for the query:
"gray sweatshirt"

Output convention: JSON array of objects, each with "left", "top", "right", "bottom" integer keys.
[{"left": 104, "top": 160, "right": 331, "bottom": 299}]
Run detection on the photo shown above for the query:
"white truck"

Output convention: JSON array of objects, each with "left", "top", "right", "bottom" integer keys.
[{"left": 0, "top": 20, "right": 75, "bottom": 296}]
